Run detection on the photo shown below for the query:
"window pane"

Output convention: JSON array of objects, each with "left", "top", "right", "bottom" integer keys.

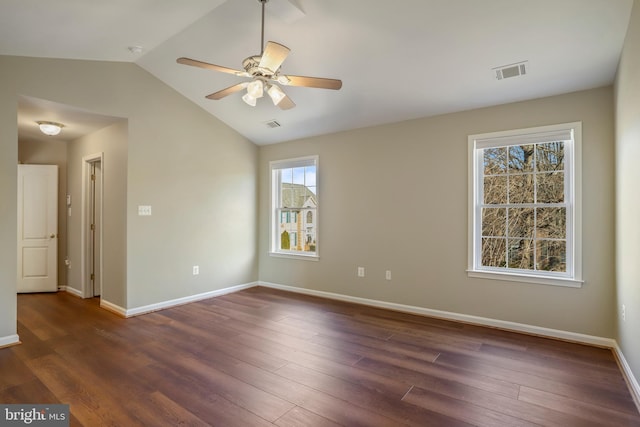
[
  {"left": 471, "top": 124, "right": 578, "bottom": 280},
  {"left": 272, "top": 157, "right": 318, "bottom": 256},
  {"left": 305, "top": 166, "right": 316, "bottom": 186},
  {"left": 282, "top": 184, "right": 317, "bottom": 208},
  {"left": 508, "top": 207, "right": 534, "bottom": 238},
  {"left": 482, "top": 208, "right": 506, "bottom": 237},
  {"left": 508, "top": 238, "right": 534, "bottom": 270},
  {"left": 508, "top": 175, "right": 534, "bottom": 204},
  {"left": 536, "top": 207, "right": 566, "bottom": 239},
  {"left": 482, "top": 238, "right": 506, "bottom": 267},
  {"left": 509, "top": 145, "right": 535, "bottom": 173},
  {"left": 484, "top": 176, "right": 507, "bottom": 204},
  {"left": 537, "top": 172, "right": 564, "bottom": 203},
  {"left": 281, "top": 188, "right": 293, "bottom": 208},
  {"left": 536, "top": 142, "right": 564, "bottom": 172},
  {"left": 281, "top": 168, "right": 293, "bottom": 184},
  {"left": 278, "top": 208, "right": 317, "bottom": 253},
  {"left": 483, "top": 147, "right": 507, "bottom": 176},
  {"left": 292, "top": 167, "right": 305, "bottom": 185},
  {"left": 536, "top": 240, "right": 566, "bottom": 272}
]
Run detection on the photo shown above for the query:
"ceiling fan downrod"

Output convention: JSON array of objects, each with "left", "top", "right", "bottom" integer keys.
[{"left": 259, "top": 0, "right": 269, "bottom": 55}]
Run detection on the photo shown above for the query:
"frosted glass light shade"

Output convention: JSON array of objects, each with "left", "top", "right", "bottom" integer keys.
[
  {"left": 247, "top": 80, "right": 264, "bottom": 98},
  {"left": 37, "top": 121, "right": 63, "bottom": 136},
  {"left": 242, "top": 93, "right": 257, "bottom": 106},
  {"left": 267, "top": 84, "right": 286, "bottom": 105}
]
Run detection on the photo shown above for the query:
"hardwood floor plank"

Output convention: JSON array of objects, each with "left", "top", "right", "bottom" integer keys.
[
  {"left": 392, "top": 366, "right": 605, "bottom": 426},
  {"left": 519, "top": 386, "right": 640, "bottom": 426},
  {"left": 354, "top": 356, "right": 521, "bottom": 399},
  {"left": 230, "top": 332, "right": 411, "bottom": 397},
  {"left": 404, "top": 385, "right": 542, "bottom": 427},
  {"left": 434, "top": 351, "right": 639, "bottom": 414},
  {"left": 274, "top": 406, "right": 343, "bottom": 427},
  {"left": 25, "top": 353, "right": 142, "bottom": 426},
  {"left": 142, "top": 391, "right": 211, "bottom": 427},
  {"left": 136, "top": 363, "right": 276, "bottom": 427},
  {"left": 141, "top": 342, "right": 296, "bottom": 422},
  {"left": 0, "top": 348, "right": 37, "bottom": 391},
  {"left": 3, "top": 289, "right": 637, "bottom": 426},
  {"left": 228, "top": 324, "right": 363, "bottom": 366},
  {"left": 281, "top": 316, "right": 442, "bottom": 362},
  {"left": 275, "top": 362, "right": 473, "bottom": 427}
]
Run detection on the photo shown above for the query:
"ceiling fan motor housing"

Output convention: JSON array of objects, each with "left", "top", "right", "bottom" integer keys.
[{"left": 243, "top": 55, "right": 278, "bottom": 77}]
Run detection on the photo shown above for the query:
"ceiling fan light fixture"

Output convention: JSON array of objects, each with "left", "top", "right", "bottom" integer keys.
[
  {"left": 267, "top": 84, "right": 286, "bottom": 105},
  {"left": 242, "top": 93, "right": 257, "bottom": 106},
  {"left": 247, "top": 80, "right": 264, "bottom": 98},
  {"left": 36, "top": 121, "right": 64, "bottom": 136}
]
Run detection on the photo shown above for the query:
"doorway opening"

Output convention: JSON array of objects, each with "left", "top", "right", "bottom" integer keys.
[{"left": 81, "top": 153, "right": 103, "bottom": 299}]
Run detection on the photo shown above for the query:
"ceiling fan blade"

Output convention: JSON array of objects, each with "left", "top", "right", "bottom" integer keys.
[
  {"left": 205, "top": 82, "right": 249, "bottom": 100},
  {"left": 259, "top": 41, "right": 290, "bottom": 73},
  {"left": 177, "top": 57, "right": 248, "bottom": 77},
  {"left": 279, "top": 75, "right": 342, "bottom": 90},
  {"left": 277, "top": 94, "right": 296, "bottom": 110}
]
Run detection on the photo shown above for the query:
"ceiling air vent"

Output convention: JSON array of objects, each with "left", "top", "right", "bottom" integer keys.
[
  {"left": 493, "top": 61, "right": 528, "bottom": 80},
  {"left": 264, "top": 120, "right": 281, "bottom": 129}
]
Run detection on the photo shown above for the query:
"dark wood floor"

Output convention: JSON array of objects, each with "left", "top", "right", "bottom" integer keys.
[{"left": 1, "top": 287, "right": 638, "bottom": 426}]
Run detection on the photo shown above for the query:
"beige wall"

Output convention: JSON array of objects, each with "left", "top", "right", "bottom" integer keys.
[
  {"left": 66, "top": 121, "right": 128, "bottom": 306},
  {"left": 0, "top": 55, "right": 258, "bottom": 341},
  {"left": 18, "top": 138, "right": 69, "bottom": 288},
  {"left": 259, "top": 86, "right": 615, "bottom": 338},
  {"left": 0, "top": 80, "right": 18, "bottom": 341},
  {"left": 615, "top": 0, "right": 640, "bottom": 386},
  {"left": 0, "top": 52, "right": 623, "bottom": 354}
]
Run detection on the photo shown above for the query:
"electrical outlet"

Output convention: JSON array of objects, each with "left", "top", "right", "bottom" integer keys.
[
  {"left": 193, "top": 265, "right": 199, "bottom": 275},
  {"left": 385, "top": 270, "right": 392, "bottom": 280},
  {"left": 622, "top": 304, "right": 626, "bottom": 322},
  {"left": 357, "top": 267, "right": 365, "bottom": 277},
  {"left": 138, "top": 205, "right": 152, "bottom": 216}
]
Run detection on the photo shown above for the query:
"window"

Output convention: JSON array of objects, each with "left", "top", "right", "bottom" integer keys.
[
  {"left": 271, "top": 156, "right": 318, "bottom": 258},
  {"left": 468, "top": 123, "right": 582, "bottom": 287}
]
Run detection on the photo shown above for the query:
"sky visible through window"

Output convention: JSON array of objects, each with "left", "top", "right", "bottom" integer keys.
[{"left": 281, "top": 166, "right": 316, "bottom": 195}]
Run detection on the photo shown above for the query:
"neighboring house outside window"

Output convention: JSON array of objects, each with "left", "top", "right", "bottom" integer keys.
[
  {"left": 271, "top": 156, "right": 318, "bottom": 258},
  {"left": 468, "top": 122, "right": 582, "bottom": 287}
]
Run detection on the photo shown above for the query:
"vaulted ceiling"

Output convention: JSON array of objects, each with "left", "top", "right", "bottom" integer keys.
[{"left": 2, "top": 0, "right": 634, "bottom": 145}]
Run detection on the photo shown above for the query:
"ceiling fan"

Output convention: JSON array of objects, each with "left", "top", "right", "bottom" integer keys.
[{"left": 177, "top": 0, "right": 342, "bottom": 110}]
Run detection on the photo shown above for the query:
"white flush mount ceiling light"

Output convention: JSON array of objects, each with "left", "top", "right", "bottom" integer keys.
[{"left": 36, "top": 121, "right": 64, "bottom": 136}]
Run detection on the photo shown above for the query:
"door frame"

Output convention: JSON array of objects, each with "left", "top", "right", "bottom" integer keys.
[{"left": 81, "top": 152, "right": 104, "bottom": 298}]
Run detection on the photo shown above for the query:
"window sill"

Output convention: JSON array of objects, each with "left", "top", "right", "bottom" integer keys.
[
  {"left": 269, "top": 252, "right": 319, "bottom": 261},
  {"left": 467, "top": 269, "right": 583, "bottom": 288}
]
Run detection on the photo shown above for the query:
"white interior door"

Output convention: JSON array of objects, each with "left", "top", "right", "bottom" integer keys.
[{"left": 17, "top": 164, "right": 59, "bottom": 293}]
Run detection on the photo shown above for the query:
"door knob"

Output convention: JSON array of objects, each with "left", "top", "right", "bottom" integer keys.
[{"left": 50, "top": 234, "right": 56, "bottom": 238}]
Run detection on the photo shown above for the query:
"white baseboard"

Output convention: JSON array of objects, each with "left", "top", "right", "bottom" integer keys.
[
  {"left": 59, "top": 285, "right": 83, "bottom": 298},
  {"left": 0, "top": 334, "right": 20, "bottom": 348},
  {"left": 100, "top": 299, "right": 127, "bottom": 317},
  {"left": 614, "top": 343, "right": 640, "bottom": 412},
  {"left": 258, "top": 281, "right": 616, "bottom": 348},
  {"left": 124, "top": 282, "right": 258, "bottom": 317}
]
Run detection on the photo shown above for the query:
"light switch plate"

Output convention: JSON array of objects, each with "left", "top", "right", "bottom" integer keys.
[{"left": 138, "top": 205, "right": 152, "bottom": 216}]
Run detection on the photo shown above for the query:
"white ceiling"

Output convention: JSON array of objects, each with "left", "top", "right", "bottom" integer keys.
[{"left": 2, "top": 0, "right": 634, "bottom": 145}]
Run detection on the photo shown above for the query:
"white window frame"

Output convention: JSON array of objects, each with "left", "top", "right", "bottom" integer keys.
[
  {"left": 467, "top": 122, "right": 583, "bottom": 287},
  {"left": 270, "top": 155, "right": 319, "bottom": 261}
]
